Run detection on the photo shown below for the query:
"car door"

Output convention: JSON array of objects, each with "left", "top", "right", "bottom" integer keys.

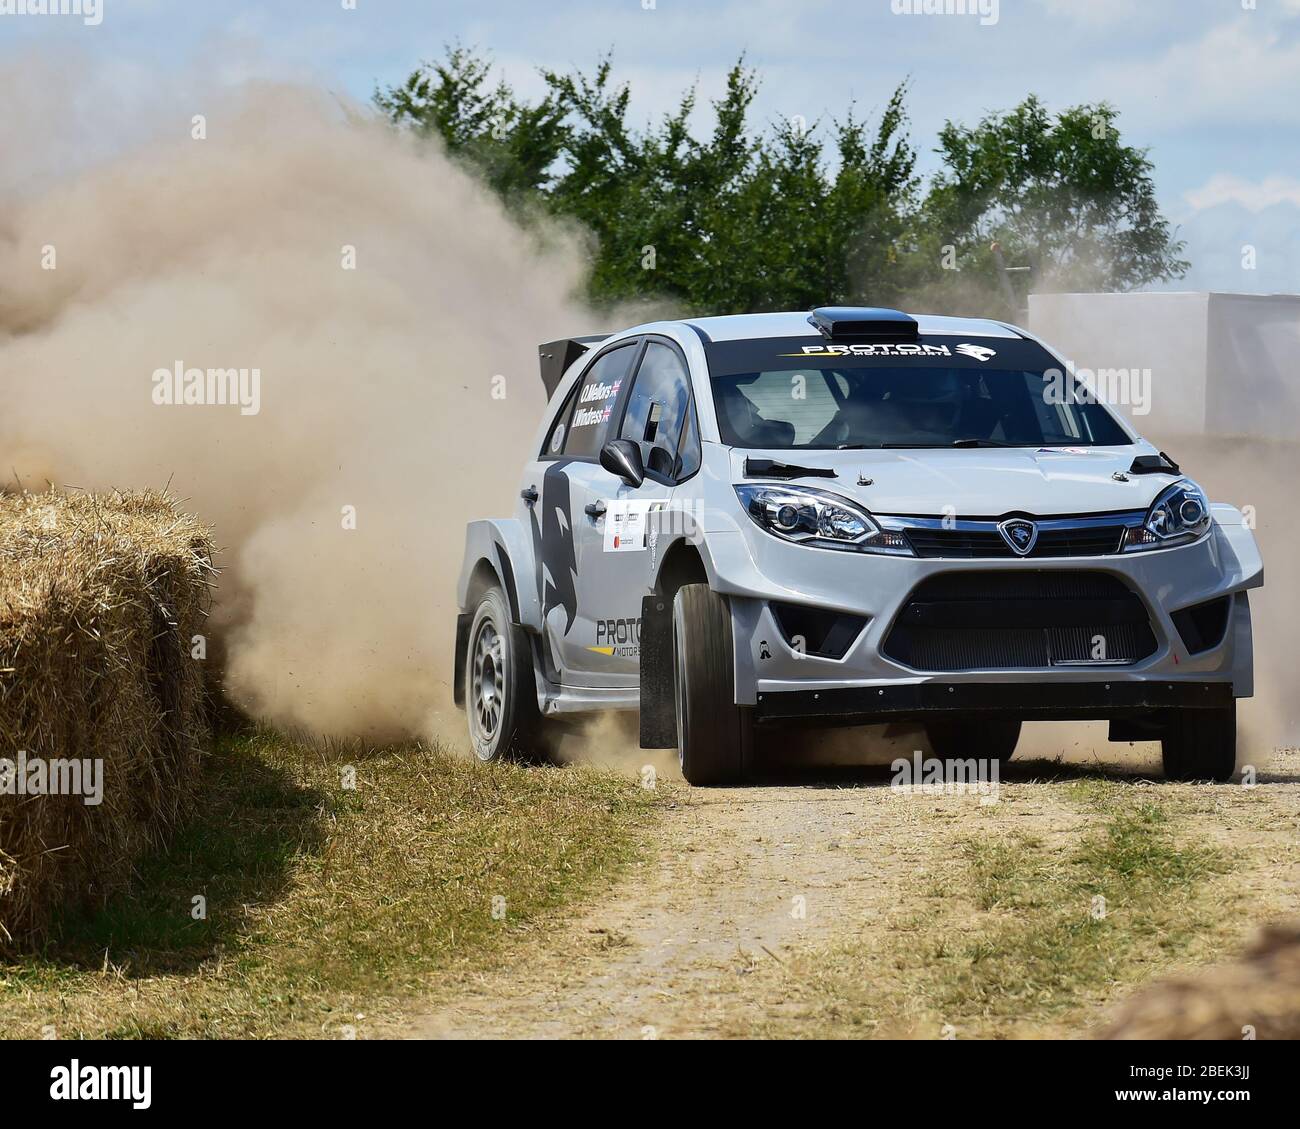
[
  {"left": 524, "top": 338, "right": 644, "bottom": 686},
  {"left": 565, "top": 337, "right": 699, "bottom": 686}
]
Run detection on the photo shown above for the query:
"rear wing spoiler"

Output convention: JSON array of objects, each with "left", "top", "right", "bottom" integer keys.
[{"left": 538, "top": 335, "right": 609, "bottom": 400}]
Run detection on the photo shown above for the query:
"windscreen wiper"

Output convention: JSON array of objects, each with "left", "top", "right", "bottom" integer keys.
[
  {"left": 833, "top": 441, "right": 1022, "bottom": 450},
  {"left": 860, "top": 442, "right": 982, "bottom": 449}
]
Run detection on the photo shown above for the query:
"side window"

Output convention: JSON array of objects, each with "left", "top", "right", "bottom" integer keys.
[
  {"left": 677, "top": 406, "right": 702, "bottom": 479},
  {"left": 542, "top": 382, "right": 579, "bottom": 457},
  {"left": 619, "top": 342, "right": 692, "bottom": 479},
  {"left": 561, "top": 344, "right": 637, "bottom": 459}
]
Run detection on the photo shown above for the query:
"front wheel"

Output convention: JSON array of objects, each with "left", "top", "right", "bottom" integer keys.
[
  {"left": 1162, "top": 703, "right": 1236, "bottom": 782},
  {"left": 924, "top": 718, "right": 1021, "bottom": 766},
  {"left": 465, "top": 586, "right": 544, "bottom": 762},
  {"left": 673, "top": 584, "right": 750, "bottom": 786}
]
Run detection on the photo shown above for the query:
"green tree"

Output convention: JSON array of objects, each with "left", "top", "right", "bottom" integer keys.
[
  {"left": 376, "top": 51, "right": 1187, "bottom": 319},
  {"left": 375, "top": 49, "right": 918, "bottom": 314},
  {"left": 374, "top": 45, "right": 567, "bottom": 199},
  {"left": 537, "top": 61, "right": 921, "bottom": 312},
  {"left": 916, "top": 96, "right": 1189, "bottom": 318}
]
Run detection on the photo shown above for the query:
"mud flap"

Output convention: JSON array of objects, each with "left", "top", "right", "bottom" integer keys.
[
  {"left": 453, "top": 612, "right": 472, "bottom": 708},
  {"left": 638, "top": 593, "right": 676, "bottom": 749}
]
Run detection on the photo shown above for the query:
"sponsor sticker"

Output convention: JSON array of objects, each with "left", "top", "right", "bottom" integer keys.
[
  {"left": 588, "top": 616, "right": 642, "bottom": 658},
  {"left": 954, "top": 343, "right": 997, "bottom": 362},
  {"left": 778, "top": 342, "right": 998, "bottom": 361},
  {"left": 571, "top": 377, "right": 622, "bottom": 428},
  {"left": 782, "top": 343, "right": 954, "bottom": 359},
  {"left": 602, "top": 500, "right": 665, "bottom": 552}
]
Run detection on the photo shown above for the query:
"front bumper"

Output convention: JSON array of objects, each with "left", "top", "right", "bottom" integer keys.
[
  {"left": 705, "top": 513, "right": 1262, "bottom": 709},
  {"left": 755, "top": 679, "right": 1233, "bottom": 726}
]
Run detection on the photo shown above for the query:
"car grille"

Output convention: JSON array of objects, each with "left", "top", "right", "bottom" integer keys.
[
  {"left": 882, "top": 571, "right": 1158, "bottom": 672},
  {"left": 905, "top": 525, "right": 1126, "bottom": 559}
]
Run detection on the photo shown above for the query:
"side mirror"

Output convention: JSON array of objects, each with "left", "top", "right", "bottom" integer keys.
[{"left": 600, "top": 439, "right": 644, "bottom": 488}]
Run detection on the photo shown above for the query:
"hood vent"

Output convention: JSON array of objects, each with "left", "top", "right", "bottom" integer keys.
[
  {"left": 1129, "top": 451, "right": 1181, "bottom": 476},
  {"left": 743, "top": 458, "right": 836, "bottom": 480}
]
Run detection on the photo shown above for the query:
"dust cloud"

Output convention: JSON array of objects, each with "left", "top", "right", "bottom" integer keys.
[
  {"left": 1162, "top": 435, "right": 1299, "bottom": 756},
  {"left": 0, "top": 78, "right": 600, "bottom": 743},
  {"left": 1, "top": 67, "right": 1293, "bottom": 769}
]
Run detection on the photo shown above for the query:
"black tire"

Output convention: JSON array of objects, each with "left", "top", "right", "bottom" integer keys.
[
  {"left": 464, "top": 586, "right": 543, "bottom": 762},
  {"left": 924, "top": 718, "right": 1022, "bottom": 766},
  {"left": 1161, "top": 702, "right": 1236, "bottom": 782},
  {"left": 673, "top": 583, "right": 750, "bottom": 786}
]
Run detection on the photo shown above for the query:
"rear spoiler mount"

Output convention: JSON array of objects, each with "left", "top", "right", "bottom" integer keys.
[{"left": 538, "top": 335, "right": 610, "bottom": 400}]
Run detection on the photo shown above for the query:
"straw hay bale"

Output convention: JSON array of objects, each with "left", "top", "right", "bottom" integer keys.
[{"left": 0, "top": 489, "right": 215, "bottom": 946}]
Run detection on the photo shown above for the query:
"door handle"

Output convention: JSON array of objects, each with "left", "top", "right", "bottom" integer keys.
[
  {"left": 520, "top": 486, "right": 538, "bottom": 505},
  {"left": 584, "top": 501, "right": 607, "bottom": 519}
]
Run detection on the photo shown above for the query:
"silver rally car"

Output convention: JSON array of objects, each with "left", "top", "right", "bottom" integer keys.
[{"left": 455, "top": 307, "right": 1263, "bottom": 785}]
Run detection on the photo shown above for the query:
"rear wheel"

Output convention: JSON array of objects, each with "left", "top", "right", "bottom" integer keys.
[
  {"left": 673, "top": 584, "right": 750, "bottom": 786},
  {"left": 1161, "top": 703, "right": 1236, "bottom": 782},
  {"left": 924, "top": 718, "right": 1021, "bottom": 766},
  {"left": 465, "top": 586, "right": 543, "bottom": 762}
]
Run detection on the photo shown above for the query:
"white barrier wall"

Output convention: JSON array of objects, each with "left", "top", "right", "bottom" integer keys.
[{"left": 1027, "top": 292, "right": 1300, "bottom": 440}]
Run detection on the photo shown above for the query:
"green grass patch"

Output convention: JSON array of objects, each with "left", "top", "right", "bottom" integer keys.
[
  {"left": 754, "top": 783, "right": 1236, "bottom": 1039},
  {"left": 929, "top": 797, "right": 1230, "bottom": 1027},
  {"left": 0, "top": 730, "right": 661, "bottom": 1038}
]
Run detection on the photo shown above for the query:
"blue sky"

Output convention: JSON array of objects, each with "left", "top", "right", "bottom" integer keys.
[{"left": 4, "top": 0, "right": 1300, "bottom": 292}]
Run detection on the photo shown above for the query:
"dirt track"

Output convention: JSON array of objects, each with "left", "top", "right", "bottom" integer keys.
[{"left": 400, "top": 735, "right": 1300, "bottom": 1040}]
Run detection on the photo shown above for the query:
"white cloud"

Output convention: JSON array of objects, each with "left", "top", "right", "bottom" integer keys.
[
  {"left": 1032, "top": 0, "right": 1142, "bottom": 27},
  {"left": 1091, "top": 19, "right": 1300, "bottom": 130},
  {"left": 1172, "top": 198, "right": 1300, "bottom": 294},
  {"left": 1185, "top": 174, "right": 1300, "bottom": 212}
]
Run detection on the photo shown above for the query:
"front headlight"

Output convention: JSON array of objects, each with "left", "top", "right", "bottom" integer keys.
[
  {"left": 1122, "top": 479, "right": 1212, "bottom": 552},
  {"left": 734, "top": 484, "right": 913, "bottom": 555}
]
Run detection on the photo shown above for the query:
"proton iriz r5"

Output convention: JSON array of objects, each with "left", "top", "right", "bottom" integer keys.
[{"left": 454, "top": 307, "right": 1262, "bottom": 785}]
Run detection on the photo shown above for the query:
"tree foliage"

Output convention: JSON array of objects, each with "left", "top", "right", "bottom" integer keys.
[
  {"left": 922, "top": 97, "right": 1189, "bottom": 304},
  {"left": 376, "top": 48, "right": 1187, "bottom": 319}
]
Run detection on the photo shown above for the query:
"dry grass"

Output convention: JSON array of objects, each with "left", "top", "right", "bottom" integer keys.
[
  {"left": 0, "top": 489, "right": 215, "bottom": 946},
  {"left": 0, "top": 730, "right": 661, "bottom": 1039},
  {"left": 730, "top": 778, "right": 1255, "bottom": 1039}
]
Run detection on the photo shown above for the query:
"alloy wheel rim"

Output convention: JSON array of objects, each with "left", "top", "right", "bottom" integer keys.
[{"left": 471, "top": 619, "right": 505, "bottom": 755}]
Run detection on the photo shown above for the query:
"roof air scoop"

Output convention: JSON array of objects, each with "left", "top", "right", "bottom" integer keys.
[{"left": 808, "top": 306, "right": 919, "bottom": 342}]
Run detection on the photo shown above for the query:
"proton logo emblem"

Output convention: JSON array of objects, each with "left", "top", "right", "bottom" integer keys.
[
  {"left": 998, "top": 518, "right": 1038, "bottom": 556},
  {"left": 955, "top": 343, "right": 997, "bottom": 362}
]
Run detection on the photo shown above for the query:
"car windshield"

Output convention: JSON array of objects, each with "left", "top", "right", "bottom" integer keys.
[{"left": 705, "top": 337, "right": 1133, "bottom": 450}]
